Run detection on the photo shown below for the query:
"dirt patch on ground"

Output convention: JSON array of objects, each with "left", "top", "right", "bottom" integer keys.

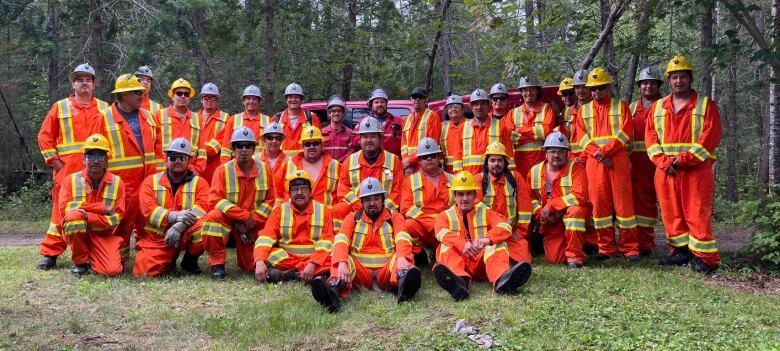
[
  {"left": 0, "top": 232, "right": 40, "bottom": 247},
  {"left": 706, "top": 272, "right": 780, "bottom": 296},
  {"left": 653, "top": 227, "right": 751, "bottom": 254}
]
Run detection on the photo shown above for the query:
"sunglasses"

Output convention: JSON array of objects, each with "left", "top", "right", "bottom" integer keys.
[
  {"left": 132, "top": 90, "right": 144, "bottom": 96},
  {"left": 591, "top": 85, "right": 608, "bottom": 92},
  {"left": 303, "top": 141, "right": 321, "bottom": 147},
  {"left": 419, "top": 154, "right": 438, "bottom": 160},
  {"left": 264, "top": 135, "right": 283, "bottom": 142},
  {"left": 233, "top": 142, "right": 256, "bottom": 150},
  {"left": 411, "top": 96, "right": 427, "bottom": 100},
  {"left": 491, "top": 96, "right": 507, "bottom": 102},
  {"left": 561, "top": 90, "right": 575, "bottom": 97},
  {"left": 168, "top": 154, "right": 188, "bottom": 162},
  {"left": 201, "top": 95, "right": 218, "bottom": 101},
  {"left": 84, "top": 154, "right": 107, "bottom": 162},
  {"left": 174, "top": 91, "right": 191, "bottom": 97},
  {"left": 289, "top": 185, "right": 311, "bottom": 194}
]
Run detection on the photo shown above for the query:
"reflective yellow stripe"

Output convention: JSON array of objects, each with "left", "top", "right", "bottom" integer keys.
[
  {"left": 334, "top": 233, "right": 350, "bottom": 246},
  {"left": 593, "top": 216, "right": 613, "bottom": 229},
  {"left": 563, "top": 217, "right": 586, "bottom": 231},
  {"left": 281, "top": 244, "right": 315, "bottom": 256},
  {"left": 202, "top": 221, "right": 230, "bottom": 237},
  {"left": 254, "top": 236, "right": 275, "bottom": 248},
  {"left": 635, "top": 215, "right": 656, "bottom": 227},
  {"left": 615, "top": 215, "right": 637, "bottom": 229},
  {"left": 483, "top": 242, "right": 508, "bottom": 262},
  {"left": 351, "top": 252, "right": 393, "bottom": 269},
  {"left": 667, "top": 232, "right": 690, "bottom": 247},
  {"left": 689, "top": 236, "right": 718, "bottom": 253},
  {"left": 402, "top": 109, "right": 432, "bottom": 156},
  {"left": 62, "top": 219, "right": 87, "bottom": 235},
  {"left": 65, "top": 173, "right": 87, "bottom": 213},
  {"left": 462, "top": 118, "right": 501, "bottom": 167},
  {"left": 653, "top": 95, "right": 716, "bottom": 160},
  {"left": 267, "top": 248, "right": 289, "bottom": 266}
]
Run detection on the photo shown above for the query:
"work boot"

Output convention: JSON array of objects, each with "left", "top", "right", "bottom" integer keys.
[
  {"left": 495, "top": 261, "right": 532, "bottom": 295},
  {"left": 396, "top": 267, "right": 422, "bottom": 304},
  {"left": 71, "top": 263, "right": 89, "bottom": 276},
  {"left": 639, "top": 249, "right": 653, "bottom": 257},
  {"left": 658, "top": 247, "right": 693, "bottom": 266},
  {"left": 210, "top": 264, "right": 226, "bottom": 280},
  {"left": 583, "top": 245, "right": 599, "bottom": 256},
  {"left": 180, "top": 253, "right": 202, "bottom": 275},
  {"left": 567, "top": 262, "right": 583, "bottom": 269},
  {"left": 590, "top": 252, "right": 611, "bottom": 261},
  {"left": 414, "top": 250, "right": 430, "bottom": 269},
  {"left": 625, "top": 255, "right": 641, "bottom": 263},
  {"left": 690, "top": 257, "right": 716, "bottom": 274},
  {"left": 310, "top": 276, "right": 341, "bottom": 313},
  {"left": 433, "top": 264, "right": 469, "bottom": 301},
  {"left": 37, "top": 255, "right": 57, "bottom": 270}
]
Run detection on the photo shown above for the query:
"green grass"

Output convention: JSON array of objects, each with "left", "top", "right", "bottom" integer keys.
[
  {"left": 0, "top": 219, "right": 49, "bottom": 234},
  {"left": 1, "top": 248, "right": 778, "bottom": 350}
]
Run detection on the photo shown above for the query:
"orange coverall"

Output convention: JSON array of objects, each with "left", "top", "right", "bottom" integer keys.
[
  {"left": 154, "top": 106, "right": 206, "bottom": 175},
  {"left": 329, "top": 209, "right": 413, "bottom": 297},
  {"left": 508, "top": 102, "right": 556, "bottom": 178},
  {"left": 217, "top": 112, "right": 273, "bottom": 163},
  {"left": 440, "top": 120, "right": 465, "bottom": 173},
  {"left": 461, "top": 116, "right": 515, "bottom": 174},
  {"left": 434, "top": 203, "right": 514, "bottom": 287},
  {"left": 573, "top": 97, "right": 639, "bottom": 257},
  {"left": 59, "top": 169, "right": 125, "bottom": 276},
  {"left": 200, "top": 109, "right": 231, "bottom": 185},
  {"left": 273, "top": 109, "right": 322, "bottom": 158},
  {"left": 332, "top": 150, "right": 403, "bottom": 228},
  {"left": 400, "top": 171, "right": 453, "bottom": 254},
  {"left": 401, "top": 108, "right": 442, "bottom": 160},
  {"left": 630, "top": 100, "right": 659, "bottom": 251},
  {"left": 38, "top": 96, "right": 108, "bottom": 257},
  {"left": 274, "top": 153, "right": 341, "bottom": 207},
  {"left": 253, "top": 201, "right": 333, "bottom": 275},
  {"left": 645, "top": 92, "right": 722, "bottom": 268},
  {"left": 474, "top": 170, "right": 533, "bottom": 264},
  {"left": 526, "top": 160, "right": 589, "bottom": 265},
  {"left": 91, "top": 103, "right": 160, "bottom": 262},
  {"left": 134, "top": 171, "right": 209, "bottom": 277},
  {"left": 141, "top": 96, "right": 164, "bottom": 116},
  {"left": 202, "top": 158, "right": 276, "bottom": 272}
]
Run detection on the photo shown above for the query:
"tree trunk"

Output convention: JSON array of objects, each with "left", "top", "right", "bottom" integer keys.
[
  {"left": 700, "top": 0, "right": 714, "bottom": 97},
  {"left": 441, "top": 22, "right": 453, "bottom": 96},
  {"left": 47, "top": 0, "right": 60, "bottom": 105},
  {"left": 425, "top": 0, "right": 452, "bottom": 93},
  {"left": 245, "top": 0, "right": 259, "bottom": 84},
  {"left": 535, "top": 0, "right": 546, "bottom": 50},
  {"left": 580, "top": 0, "right": 631, "bottom": 70},
  {"left": 264, "top": 0, "right": 274, "bottom": 112},
  {"left": 725, "top": 17, "right": 739, "bottom": 202},
  {"left": 600, "top": 0, "right": 619, "bottom": 97},
  {"left": 771, "top": 0, "right": 780, "bottom": 194},
  {"left": 623, "top": 0, "right": 653, "bottom": 102},
  {"left": 524, "top": 0, "right": 535, "bottom": 48},
  {"left": 88, "top": 0, "right": 104, "bottom": 88},
  {"left": 341, "top": 0, "right": 357, "bottom": 100},
  {"left": 190, "top": 7, "right": 209, "bottom": 83}
]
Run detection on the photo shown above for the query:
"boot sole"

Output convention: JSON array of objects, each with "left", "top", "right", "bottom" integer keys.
[
  {"left": 311, "top": 278, "right": 340, "bottom": 313},
  {"left": 397, "top": 267, "right": 422, "bottom": 304},
  {"left": 433, "top": 265, "right": 469, "bottom": 301},
  {"left": 496, "top": 262, "right": 532, "bottom": 295}
]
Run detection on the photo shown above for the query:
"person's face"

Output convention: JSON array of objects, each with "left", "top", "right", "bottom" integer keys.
[
  {"left": 263, "top": 133, "right": 283, "bottom": 152},
  {"left": 371, "top": 98, "right": 388, "bottom": 116},
  {"left": 560, "top": 89, "right": 576, "bottom": 107},
  {"left": 120, "top": 90, "right": 144, "bottom": 110},
  {"left": 166, "top": 153, "right": 190, "bottom": 174},
  {"left": 72, "top": 76, "right": 95, "bottom": 96},
  {"left": 491, "top": 94, "right": 508, "bottom": 112},
  {"left": 574, "top": 85, "right": 591, "bottom": 102},
  {"left": 232, "top": 141, "right": 256, "bottom": 162},
  {"left": 302, "top": 139, "right": 323, "bottom": 162},
  {"left": 286, "top": 94, "right": 303, "bottom": 109},
  {"left": 411, "top": 95, "right": 427, "bottom": 111},
  {"left": 361, "top": 194, "right": 385, "bottom": 218},
  {"left": 446, "top": 104, "right": 464, "bottom": 121},
  {"left": 136, "top": 75, "right": 153, "bottom": 93},
  {"left": 419, "top": 152, "right": 440, "bottom": 173},
  {"left": 590, "top": 84, "right": 610, "bottom": 101},
  {"left": 83, "top": 150, "right": 108, "bottom": 174},
  {"left": 669, "top": 71, "right": 692, "bottom": 95},
  {"left": 172, "top": 88, "right": 191, "bottom": 108},
  {"left": 471, "top": 100, "right": 489, "bottom": 119},
  {"left": 289, "top": 183, "right": 312, "bottom": 209},
  {"left": 360, "top": 133, "right": 381, "bottom": 154},
  {"left": 328, "top": 106, "right": 345, "bottom": 124},
  {"left": 200, "top": 94, "right": 219, "bottom": 110},
  {"left": 520, "top": 87, "right": 539, "bottom": 105},
  {"left": 243, "top": 96, "right": 261, "bottom": 113},
  {"left": 487, "top": 155, "right": 506, "bottom": 177},
  {"left": 546, "top": 148, "right": 567, "bottom": 169},
  {"left": 639, "top": 80, "right": 661, "bottom": 99},
  {"left": 454, "top": 191, "right": 476, "bottom": 212}
]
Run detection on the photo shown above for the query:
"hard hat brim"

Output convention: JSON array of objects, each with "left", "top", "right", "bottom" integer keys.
[
  {"left": 585, "top": 81, "right": 612, "bottom": 88},
  {"left": 83, "top": 146, "right": 111, "bottom": 153},
  {"left": 111, "top": 86, "right": 145, "bottom": 94},
  {"left": 663, "top": 68, "right": 696, "bottom": 77},
  {"left": 451, "top": 186, "right": 478, "bottom": 192}
]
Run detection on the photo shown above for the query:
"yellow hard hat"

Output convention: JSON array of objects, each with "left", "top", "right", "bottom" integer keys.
[
  {"left": 585, "top": 68, "right": 613, "bottom": 87},
  {"left": 111, "top": 74, "right": 145, "bottom": 94},
  {"left": 167, "top": 78, "right": 196, "bottom": 99},
  {"left": 83, "top": 134, "right": 111, "bottom": 153},
  {"left": 557, "top": 77, "right": 574, "bottom": 96},
  {"left": 484, "top": 141, "right": 508, "bottom": 158},
  {"left": 664, "top": 55, "right": 696, "bottom": 77},
  {"left": 451, "top": 171, "right": 478, "bottom": 192},
  {"left": 286, "top": 169, "right": 313, "bottom": 189},
  {"left": 301, "top": 125, "right": 324, "bottom": 142}
]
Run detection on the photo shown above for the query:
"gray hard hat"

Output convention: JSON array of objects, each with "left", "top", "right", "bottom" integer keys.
[
  {"left": 445, "top": 94, "right": 463, "bottom": 106},
  {"left": 134, "top": 65, "right": 154, "bottom": 79},
  {"left": 543, "top": 131, "right": 570, "bottom": 150},
  {"left": 199, "top": 83, "right": 220, "bottom": 97},
  {"left": 242, "top": 85, "right": 262, "bottom": 98},
  {"left": 368, "top": 88, "right": 389, "bottom": 105},
  {"left": 417, "top": 137, "right": 442, "bottom": 157},
  {"left": 518, "top": 76, "right": 542, "bottom": 89},
  {"left": 357, "top": 117, "right": 383, "bottom": 135},
  {"left": 359, "top": 177, "right": 386, "bottom": 198},
  {"left": 327, "top": 96, "right": 346, "bottom": 110},
  {"left": 262, "top": 122, "right": 284, "bottom": 137},
  {"left": 470, "top": 88, "right": 489, "bottom": 102},
  {"left": 69, "top": 63, "right": 96, "bottom": 83},
  {"left": 284, "top": 83, "right": 305, "bottom": 97},
  {"left": 489, "top": 83, "right": 508, "bottom": 97},
  {"left": 572, "top": 69, "right": 589, "bottom": 86},
  {"left": 230, "top": 126, "right": 257, "bottom": 144},
  {"left": 164, "top": 137, "right": 193, "bottom": 155},
  {"left": 637, "top": 66, "right": 664, "bottom": 84}
]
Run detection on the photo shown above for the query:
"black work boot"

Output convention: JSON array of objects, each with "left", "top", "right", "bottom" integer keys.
[
  {"left": 690, "top": 257, "right": 716, "bottom": 274},
  {"left": 71, "top": 263, "right": 89, "bottom": 276},
  {"left": 210, "top": 264, "right": 226, "bottom": 280},
  {"left": 180, "top": 252, "right": 202, "bottom": 275},
  {"left": 625, "top": 255, "right": 641, "bottom": 263},
  {"left": 396, "top": 267, "right": 422, "bottom": 304},
  {"left": 590, "top": 252, "right": 612, "bottom": 261},
  {"left": 433, "top": 264, "right": 469, "bottom": 301},
  {"left": 639, "top": 248, "right": 654, "bottom": 257},
  {"left": 414, "top": 250, "right": 430, "bottom": 269},
  {"left": 37, "top": 255, "right": 57, "bottom": 270},
  {"left": 567, "top": 261, "right": 583, "bottom": 269},
  {"left": 310, "top": 276, "right": 341, "bottom": 313},
  {"left": 495, "top": 261, "right": 532, "bottom": 295},
  {"left": 658, "top": 247, "right": 693, "bottom": 266}
]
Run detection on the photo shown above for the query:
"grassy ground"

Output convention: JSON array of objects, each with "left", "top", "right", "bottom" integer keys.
[
  {"left": 1, "top": 248, "right": 778, "bottom": 350},
  {"left": 0, "top": 219, "right": 49, "bottom": 235}
]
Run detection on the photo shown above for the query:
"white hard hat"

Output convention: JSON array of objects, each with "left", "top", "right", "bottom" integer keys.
[
  {"left": 445, "top": 94, "right": 463, "bottom": 106},
  {"left": 284, "top": 83, "right": 305, "bottom": 97},
  {"left": 638, "top": 66, "right": 664, "bottom": 84},
  {"left": 518, "top": 76, "right": 542, "bottom": 89},
  {"left": 262, "top": 122, "right": 284, "bottom": 136},
  {"left": 357, "top": 117, "right": 383, "bottom": 135},
  {"left": 135, "top": 66, "right": 154, "bottom": 79},
  {"left": 543, "top": 131, "right": 570, "bottom": 150},
  {"left": 230, "top": 126, "right": 257, "bottom": 144},
  {"left": 572, "top": 69, "right": 589, "bottom": 86},
  {"left": 200, "top": 83, "right": 220, "bottom": 97},
  {"left": 359, "top": 177, "right": 386, "bottom": 198},
  {"left": 470, "top": 89, "right": 488, "bottom": 102},
  {"left": 242, "top": 85, "right": 262, "bottom": 98},
  {"left": 327, "top": 96, "right": 346, "bottom": 110},
  {"left": 489, "top": 83, "right": 508, "bottom": 97},
  {"left": 69, "top": 63, "right": 96, "bottom": 83},
  {"left": 368, "top": 88, "right": 389, "bottom": 105},
  {"left": 164, "top": 137, "right": 193, "bottom": 155},
  {"left": 416, "top": 137, "right": 442, "bottom": 157}
]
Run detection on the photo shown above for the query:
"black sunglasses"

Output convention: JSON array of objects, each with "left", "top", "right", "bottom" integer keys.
[
  {"left": 419, "top": 154, "right": 438, "bottom": 160},
  {"left": 233, "top": 142, "right": 255, "bottom": 150},
  {"left": 303, "top": 141, "right": 321, "bottom": 147},
  {"left": 175, "top": 91, "right": 191, "bottom": 97},
  {"left": 491, "top": 96, "right": 508, "bottom": 102},
  {"left": 132, "top": 90, "right": 144, "bottom": 96},
  {"left": 168, "top": 154, "right": 187, "bottom": 162},
  {"left": 561, "top": 90, "right": 575, "bottom": 97},
  {"left": 591, "top": 85, "right": 608, "bottom": 92},
  {"left": 264, "top": 135, "right": 283, "bottom": 142}
]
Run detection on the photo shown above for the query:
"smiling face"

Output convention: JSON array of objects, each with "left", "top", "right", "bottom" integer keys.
[
  {"left": 371, "top": 98, "right": 388, "bottom": 116},
  {"left": 165, "top": 152, "right": 190, "bottom": 175},
  {"left": 201, "top": 94, "right": 219, "bottom": 111},
  {"left": 328, "top": 106, "right": 345, "bottom": 124},
  {"left": 490, "top": 94, "right": 508, "bottom": 113},
  {"left": 286, "top": 94, "right": 303, "bottom": 109},
  {"left": 520, "top": 87, "right": 539, "bottom": 106},
  {"left": 590, "top": 84, "right": 610, "bottom": 101},
  {"left": 545, "top": 147, "right": 568, "bottom": 169},
  {"left": 639, "top": 80, "right": 661, "bottom": 100},
  {"left": 574, "top": 85, "right": 591, "bottom": 103},
  {"left": 668, "top": 71, "right": 692, "bottom": 95},
  {"left": 232, "top": 141, "right": 256, "bottom": 162},
  {"left": 446, "top": 104, "right": 464, "bottom": 122},
  {"left": 243, "top": 96, "right": 260, "bottom": 113},
  {"left": 454, "top": 190, "right": 476, "bottom": 212},
  {"left": 289, "top": 182, "right": 312, "bottom": 209},
  {"left": 263, "top": 133, "right": 283, "bottom": 152},
  {"left": 471, "top": 100, "right": 490, "bottom": 120}
]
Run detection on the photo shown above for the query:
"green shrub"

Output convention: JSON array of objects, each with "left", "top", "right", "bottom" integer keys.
[
  {"left": 747, "top": 199, "right": 780, "bottom": 268},
  {"left": 0, "top": 177, "right": 51, "bottom": 222}
]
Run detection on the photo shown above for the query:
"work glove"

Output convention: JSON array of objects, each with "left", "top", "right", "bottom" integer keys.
[
  {"left": 180, "top": 210, "right": 197, "bottom": 227},
  {"left": 164, "top": 222, "right": 188, "bottom": 248},
  {"left": 167, "top": 211, "right": 186, "bottom": 225},
  {"left": 511, "top": 131, "right": 521, "bottom": 146}
]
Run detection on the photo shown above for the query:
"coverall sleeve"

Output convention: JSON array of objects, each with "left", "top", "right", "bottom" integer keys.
[
  {"left": 192, "top": 136, "right": 208, "bottom": 176},
  {"left": 252, "top": 168, "right": 276, "bottom": 222},
  {"left": 191, "top": 177, "right": 210, "bottom": 218},
  {"left": 676, "top": 99, "right": 722, "bottom": 167},
  {"left": 385, "top": 155, "right": 404, "bottom": 211},
  {"left": 336, "top": 160, "right": 357, "bottom": 205},
  {"left": 473, "top": 174, "right": 485, "bottom": 205},
  {"left": 253, "top": 206, "right": 281, "bottom": 263},
  {"left": 572, "top": 108, "right": 600, "bottom": 157},
  {"left": 153, "top": 110, "right": 165, "bottom": 168},
  {"left": 391, "top": 211, "right": 414, "bottom": 261},
  {"left": 273, "top": 161, "right": 289, "bottom": 203},
  {"left": 547, "top": 163, "right": 588, "bottom": 212},
  {"left": 644, "top": 104, "right": 674, "bottom": 171},
  {"left": 310, "top": 208, "right": 335, "bottom": 266},
  {"left": 525, "top": 171, "right": 543, "bottom": 221},
  {"left": 434, "top": 213, "right": 466, "bottom": 252},
  {"left": 86, "top": 179, "right": 125, "bottom": 231},
  {"left": 219, "top": 119, "right": 235, "bottom": 164},
  {"left": 599, "top": 101, "right": 633, "bottom": 157},
  {"left": 399, "top": 177, "right": 415, "bottom": 217},
  {"left": 518, "top": 104, "right": 555, "bottom": 146},
  {"left": 486, "top": 210, "right": 512, "bottom": 245},
  {"left": 514, "top": 172, "right": 532, "bottom": 239},
  {"left": 332, "top": 211, "right": 357, "bottom": 264},
  {"left": 208, "top": 166, "right": 251, "bottom": 221},
  {"left": 139, "top": 174, "right": 170, "bottom": 229},
  {"left": 37, "top": 103, "right": 61, "bottom": 166}
]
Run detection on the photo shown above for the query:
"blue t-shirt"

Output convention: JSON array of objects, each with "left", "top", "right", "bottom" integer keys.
[{"left": 118, "top": 108, "right": 144, "bottom": 151}]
